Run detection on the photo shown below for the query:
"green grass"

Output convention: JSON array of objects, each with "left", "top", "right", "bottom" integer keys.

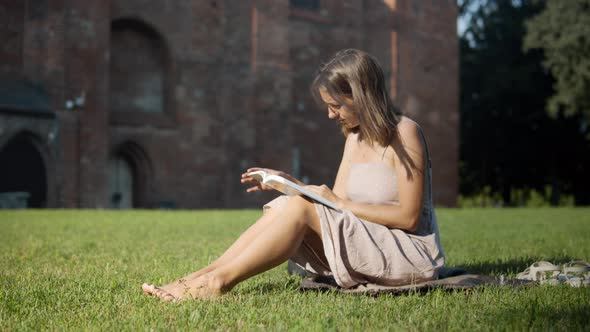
[{"left": 1, "top": 208, "right": 589, "bottom": 330}]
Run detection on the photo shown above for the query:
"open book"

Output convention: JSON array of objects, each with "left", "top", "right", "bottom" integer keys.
[{"left": 247, "top": 171, "right": 340, "bottom": 211}]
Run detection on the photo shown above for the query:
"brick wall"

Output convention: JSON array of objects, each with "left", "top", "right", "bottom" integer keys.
[{"left": 0, "top": 0, "right": 458, "bottom": 208}]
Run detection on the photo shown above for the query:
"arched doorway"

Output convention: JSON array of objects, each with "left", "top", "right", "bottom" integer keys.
[
  {"left": 108, "top": 156, "right": 134, "bottom": 209},
  {"left": 108, "top": 142, "right": 152, "bottom": 209},
  {"left": 0, "top": 133, "right": 47, "bottom": 208}
]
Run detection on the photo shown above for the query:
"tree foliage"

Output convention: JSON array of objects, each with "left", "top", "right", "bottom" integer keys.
[
  {"left": 524, "top": 0, "right": 590, "bottom": 125},
  {"left": 459, "top": 0, "right": 590, "bottom": 205}
]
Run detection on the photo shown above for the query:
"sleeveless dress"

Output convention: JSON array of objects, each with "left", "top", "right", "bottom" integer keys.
[{"left": 263, "top": 135, "right": 445, "bottom": 288}]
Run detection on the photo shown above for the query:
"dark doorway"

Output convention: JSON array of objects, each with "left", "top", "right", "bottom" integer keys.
[
  {"left": 108, "top": 155, "right": 134, "bottom": 209},
  {"left": 108, "top": 142, "right": 153, "bottom": 209},
  {"left": 0, "top": 133, "right": 47, "bottom": 207}
]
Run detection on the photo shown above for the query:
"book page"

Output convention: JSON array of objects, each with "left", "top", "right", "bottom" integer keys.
[{"left": 247, "top": 171, "right": 340, "bottom": 211}]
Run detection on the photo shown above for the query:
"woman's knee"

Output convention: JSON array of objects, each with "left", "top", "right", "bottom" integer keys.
[
  {"left": 258, "top": 196, "right": 311, "bottom": 229},
  {"left": 286, "top": 196, "right": 315, "bottom": 216},
  {"left": 284, "top": 196, "right": 321, "bottom": 230}
]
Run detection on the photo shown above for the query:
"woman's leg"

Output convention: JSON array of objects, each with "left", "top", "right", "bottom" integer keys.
[
  {"left": 181, "top": 206, "right": 284, "bottom": 279},
  {"left": 143, "top": 203, "right": 284, "bottom": 296},
  {"left": 178, "top": 196, "right": 322, "bottom": 300}
]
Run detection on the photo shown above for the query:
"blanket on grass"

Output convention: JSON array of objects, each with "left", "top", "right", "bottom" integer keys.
[{"left": 298, "top": 269, "right": 534, "bottom": 296}]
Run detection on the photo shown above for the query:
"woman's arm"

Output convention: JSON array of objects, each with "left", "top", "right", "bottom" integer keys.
[
  {"left": 308, "top": 121, "right": 426, "bottom": 232},
  {"left": 331, "top": 133, "right": 356, "bottom": 199}
]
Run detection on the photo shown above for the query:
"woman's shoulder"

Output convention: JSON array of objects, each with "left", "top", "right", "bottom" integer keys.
[
  {"left": 389, "top": 116, "right": 426, "bottom": 168},
  {"left": 396, "top": 116, "right": 423, "bottom": 142}
]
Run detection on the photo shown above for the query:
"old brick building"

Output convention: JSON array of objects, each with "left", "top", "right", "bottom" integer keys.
[{"left": 0, "top": 0, "right": 458, "bottom": 209}]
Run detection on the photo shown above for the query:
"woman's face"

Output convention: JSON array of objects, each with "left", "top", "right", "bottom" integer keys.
[{"left": 319, "top": 88, "right": 360, "bottom": 129}]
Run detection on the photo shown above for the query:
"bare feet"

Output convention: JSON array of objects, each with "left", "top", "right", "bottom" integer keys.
[
  {"left": 142, "top": 278, "right": 192, "bottom": 302},
  {"left": 141, "top": 283, "right": 177, "bottom": 302},
  {"left": 141, "top": 269, "right": 213, "bottom": 301},
  {"left": 142, "top": 273, "right": 227, "bottom": 302},
  {"left": 177, "top": 273, "right": 226, "bottom": 301}
]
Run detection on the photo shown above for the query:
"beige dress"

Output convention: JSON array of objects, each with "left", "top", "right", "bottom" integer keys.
[{"left": 263, "top": 141, "right": 445, "bottom": 289}]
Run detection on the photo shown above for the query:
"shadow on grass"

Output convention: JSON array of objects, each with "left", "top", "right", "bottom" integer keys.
[{"left": 452, "top": 256, "right": 585, "bottom": 276}]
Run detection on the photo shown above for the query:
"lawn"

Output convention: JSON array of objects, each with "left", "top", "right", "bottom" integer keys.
[{"left": 1, "top": 208, "right": 589, "bottom": 330}]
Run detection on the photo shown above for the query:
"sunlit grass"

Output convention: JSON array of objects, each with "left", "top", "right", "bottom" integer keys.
[{"left": 1, "top": 208, "right": 589, "bottom": 330}]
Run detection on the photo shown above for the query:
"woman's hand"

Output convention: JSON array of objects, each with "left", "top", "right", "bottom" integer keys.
[
  {"left": 305, "top": 185, "right": 346, "bottom": 210},
  {"left": 241, "top": 167, "right": 288, "bottom": 193}
]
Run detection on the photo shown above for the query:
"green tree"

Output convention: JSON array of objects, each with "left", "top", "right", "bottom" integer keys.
[
  {"left": 459, "top": 0, "right": 590, "bottom": 205},
  {"left": 524, "top": 0, "right": 590, "bottom": 127}
]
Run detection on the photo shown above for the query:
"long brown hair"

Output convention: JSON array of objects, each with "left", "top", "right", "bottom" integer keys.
[{"left": 311, "top": 49, "right": 403, "bottom": 147}]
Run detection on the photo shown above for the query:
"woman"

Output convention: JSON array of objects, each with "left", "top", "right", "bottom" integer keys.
[{"left": 142, "top": 49, "right": 445, "bottom": 301}]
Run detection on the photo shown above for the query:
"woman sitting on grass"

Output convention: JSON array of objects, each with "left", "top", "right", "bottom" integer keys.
[{"left": 142, "top": 49, "right": 445, "bottom": 301}]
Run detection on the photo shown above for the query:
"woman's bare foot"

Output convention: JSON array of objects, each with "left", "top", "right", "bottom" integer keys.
[
  {"left": 142, "top": 278, "right": 193, "bottom": 302},
  {"left": 142, "top": 273, "right": 227, "bottom": 302},
  {"left": 176, "top": 273, "right": 227, "bottom": 301},
  {"left": 141, "top": 268, "right": 215, "bottom": 300},
  {"left": 141, "top": 283, "right": 178, "bottom": 302}
]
